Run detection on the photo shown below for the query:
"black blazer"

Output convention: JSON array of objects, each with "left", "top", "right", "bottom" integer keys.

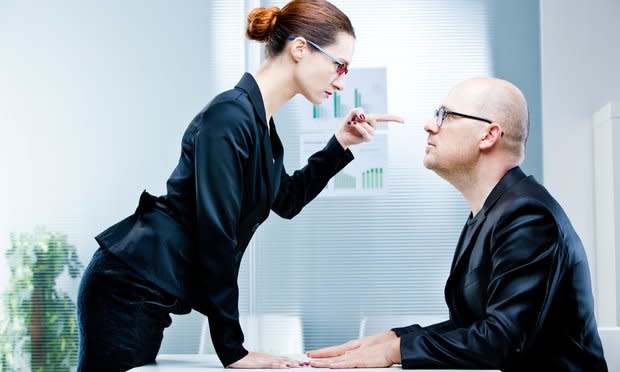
[
  {"left": 394, "top": 167, "right": 607, "bottom": 371},
  {"left": 95, "top": 73, "right": 354, "bottom": 366}
]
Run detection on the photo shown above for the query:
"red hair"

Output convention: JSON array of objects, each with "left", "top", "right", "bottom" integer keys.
[{"left": 246, "top": 0, "right": 355, "bottom": 58}]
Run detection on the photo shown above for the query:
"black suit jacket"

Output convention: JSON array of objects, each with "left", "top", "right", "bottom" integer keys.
[
  {"left": 95, "top": 73, "right": 354, "bottom": 366},
  {"left": 394, "top": 167, "right": 607, "bottom": 371}
]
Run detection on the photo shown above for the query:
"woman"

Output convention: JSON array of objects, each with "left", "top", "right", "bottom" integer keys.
[{"left": 77, "top": 1, "right": 403, "bottom": 370}]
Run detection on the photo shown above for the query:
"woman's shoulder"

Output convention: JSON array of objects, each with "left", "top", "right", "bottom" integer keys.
[
  {"left": 190, "top": 87, "right": 253, "bottom": 125},
  {"left": 184, "top": 87, "right": 258, "bottom": 144},
  {"left": 207, "top": 87, "right": 254, "bottom": 119}
]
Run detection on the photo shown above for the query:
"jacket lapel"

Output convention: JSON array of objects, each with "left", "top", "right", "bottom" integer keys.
[
  {"left": 448, "top": 167, "right": 529, "bottom": 277},
  {"left": 268, "top": 120, "right": 284, "bottom": 201},
  {"left": 450, "top": 216, "right": 486, "bottom": 274},
  {"left": 235, "top": 73, "right": 280, "bottom": 204},
  {"left": 235, "top": 73, "right": 268, "bottom": 128}
]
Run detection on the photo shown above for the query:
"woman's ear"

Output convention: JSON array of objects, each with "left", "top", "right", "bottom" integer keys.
[{"left": 289, "top": 36, "right": 306, "bottom": 62}]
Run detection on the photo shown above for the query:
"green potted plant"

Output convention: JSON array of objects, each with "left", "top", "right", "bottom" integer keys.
[{"left": 0, "top": 226, "right": 83, "bottom": 372}]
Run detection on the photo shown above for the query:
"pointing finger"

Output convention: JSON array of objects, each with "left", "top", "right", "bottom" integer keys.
[{"left": 368, "top": 114, "right": 405, "bottom": 123}]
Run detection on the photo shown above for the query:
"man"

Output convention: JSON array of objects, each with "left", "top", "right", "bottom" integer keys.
[{"left": 308, "top": 78, "right": 608, "bottom": 371}]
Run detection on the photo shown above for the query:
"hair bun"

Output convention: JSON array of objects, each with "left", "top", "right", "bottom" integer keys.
[{"left": 246, "top": 7, "right": 280, "bottom": 42}]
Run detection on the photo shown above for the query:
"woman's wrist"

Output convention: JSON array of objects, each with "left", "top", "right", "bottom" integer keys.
[{"left": 334, "top": 131, "right": 350, "bottom": 149}]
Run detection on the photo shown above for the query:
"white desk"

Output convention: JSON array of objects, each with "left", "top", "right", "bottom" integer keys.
[{"left": 130, "top": 354, "right": 499, "bottom": 371}]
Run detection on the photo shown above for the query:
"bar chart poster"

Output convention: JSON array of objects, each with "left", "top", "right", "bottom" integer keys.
[
  {"left": 304, "top": 68, "right": 387, "bottom": 130},
  {"left": 299, "top": 67, "right": 389, "bottom": 196},
  {"left": 300, "top": 132, "right": 388, "bottom": 196}
]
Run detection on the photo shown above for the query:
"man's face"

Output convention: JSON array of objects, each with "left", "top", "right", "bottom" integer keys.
[{"left": 423, "top": 89, "right": 487, "bottom": 174}]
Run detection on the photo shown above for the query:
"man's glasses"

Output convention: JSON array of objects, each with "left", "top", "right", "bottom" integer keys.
[
  {"left": 288, "top": 35, "right": 349, "bottom": 76},
  {"left": 434, "top": 106, "right": 492, "bottom": 128}
]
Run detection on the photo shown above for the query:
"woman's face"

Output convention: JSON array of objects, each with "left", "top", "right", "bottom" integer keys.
[{"left": 295, "top": 32, "right": 355, "bottom": 105}]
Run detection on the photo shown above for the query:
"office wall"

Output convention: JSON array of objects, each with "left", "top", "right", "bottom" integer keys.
[
  {"left": 1, "top": 0, "right": 543, "bottom": 354},
  {"left": 487, "top": 0, "right": 542, "bottom": 181},
  {"left": 0, "top": 0, "right": 244, "bottom": 288},
  {"left": 0, "top": 0, "right": 251, "bottom": 355},
  {"left": 540, "top": 0, "right": 620, "bottom": 323}
]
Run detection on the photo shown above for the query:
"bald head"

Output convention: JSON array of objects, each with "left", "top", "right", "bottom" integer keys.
[{"left": 448, "top": 77, "right": 529, "bottom": 161}]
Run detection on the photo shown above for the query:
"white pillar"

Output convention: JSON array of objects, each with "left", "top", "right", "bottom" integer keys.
[{"left": 593, "top": 102, "right": 620, "bottom": 326}]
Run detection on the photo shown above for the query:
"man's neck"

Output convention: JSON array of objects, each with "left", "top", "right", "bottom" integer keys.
[{"left": 444, "top": 161, "right": 514, "bottom": 217}]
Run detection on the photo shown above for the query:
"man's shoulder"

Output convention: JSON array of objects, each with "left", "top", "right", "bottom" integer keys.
[
  {"left": 490, "top": 175, "right": 580, "bottom": 242},
  {"left": 500, "top": 176, "right": 565, "bottom": 218}
]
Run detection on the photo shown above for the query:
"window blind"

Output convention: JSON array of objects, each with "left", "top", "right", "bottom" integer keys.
[{"left": 248, "top": 0, "right": 492, "bottom": 350}]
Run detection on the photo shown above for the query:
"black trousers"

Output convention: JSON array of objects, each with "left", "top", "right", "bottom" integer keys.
[{"left": 77, "top": 247, "right": 190, "bottom": 372}]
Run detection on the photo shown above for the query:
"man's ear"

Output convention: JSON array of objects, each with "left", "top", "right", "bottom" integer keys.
[
  {"left": 288, "top": 36, "right": 307, "bottom": 62},
  {"left": 479, "top": 122, "right": 503, "bottom": 151}
]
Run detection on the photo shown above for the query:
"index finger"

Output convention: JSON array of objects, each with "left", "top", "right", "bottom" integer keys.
[{"left": 368, "top": 114, "right": 405, "bottom": 123}]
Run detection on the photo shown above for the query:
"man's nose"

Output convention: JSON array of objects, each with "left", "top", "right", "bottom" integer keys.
[{"left": 424, "top": 118, "right": 439, "bottom": 134}]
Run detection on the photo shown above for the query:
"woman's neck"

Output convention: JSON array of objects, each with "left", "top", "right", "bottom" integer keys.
[{"left": 252, "top": 57, "right": 298, "bottom": 123}]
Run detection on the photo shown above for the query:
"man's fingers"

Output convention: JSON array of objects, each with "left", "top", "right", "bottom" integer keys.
[
  {"left": 309, "top": 357, "right": 339, "bottom": 368},
  {"left": 307, "top": 346, "right": 345, "bottom": 358},
  {"left": 307, "top": 341, "right": 358, "bottom": 358},
  {"left": 310, "top": 357, "right": 356, "bottom": 369},
  {"left": 330, "top": 360, "right": 357, "bottom": 369}
]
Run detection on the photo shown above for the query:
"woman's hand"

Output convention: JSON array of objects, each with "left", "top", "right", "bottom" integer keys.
[
  {"left": 335, "top": 108, "right": 405, "bottom": 149},
  {"left": 227, "top": 351, "right": 308, "bottom": 369}
]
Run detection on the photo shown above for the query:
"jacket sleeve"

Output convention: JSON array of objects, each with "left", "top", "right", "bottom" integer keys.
[
  {"left": 271, "top": 135, "right": 354, "bottom": 218},
  {"left": 399, "top": 205, "right": 563, "bottom": 369},
  {"left": 392, "top": 320, "right": 456, "bottom": 336},
  {"left": 192, "top": 101, "right": 252, "bottom": 366}
]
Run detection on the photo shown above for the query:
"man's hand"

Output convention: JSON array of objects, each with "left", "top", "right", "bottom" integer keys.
[
  {"left": 307, "top": 330, "right": 397, "bottom": 358},
  {"left": 306, "top": 331, "right": 400, "bottom": 368},
  {"left": 308, "top": 337, "right": 401, "bottom": 369},
  {"left": 227, "top": 352, "right": 308, "bottom": 369}
]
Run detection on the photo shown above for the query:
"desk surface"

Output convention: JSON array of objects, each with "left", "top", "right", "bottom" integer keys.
[{"left": 130, "top": 354, "right": 499, "bottom": 372}]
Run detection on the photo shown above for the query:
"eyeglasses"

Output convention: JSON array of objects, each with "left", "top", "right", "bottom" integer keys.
[
  {"left": 288, "top": 35, "right": 349, "bottom": 76},
  {"left": 434, "top": 106, "right": 492, "bottom": 128}
]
